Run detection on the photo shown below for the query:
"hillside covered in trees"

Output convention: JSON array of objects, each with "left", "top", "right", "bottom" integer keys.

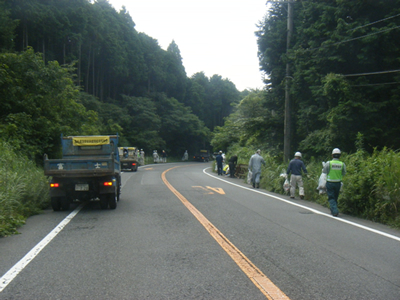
[
  {"left": 2, "top": 0, "right": 400, "bottom": 161},
  {"left": 0, "top": 0, "right": 244, "bottom": 161},
  {"left": 212, "top": 0, "right": 400, "bottom": 159}
]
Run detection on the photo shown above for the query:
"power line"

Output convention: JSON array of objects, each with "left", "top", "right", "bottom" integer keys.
[
  {"left": 351, "top": 81, "right": 400, "bottom": 87},
  {"left": 348, "top": 12, "right": 400, "bottom": 32},
  {"left": 330, "top": 25, "right": 400, "bottom": 47},
  {"left": 306, "top": 25, "right": 400, "bottom": 52},
  {"left": 343, "top": 69, "right": 400, "bottom": 77}
]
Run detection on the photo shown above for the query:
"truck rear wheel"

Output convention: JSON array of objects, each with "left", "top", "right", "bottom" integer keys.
[
  {"left": 60, "top": 197, "right": 70, "bottom": 211},
  {"left": 100, "top": 194, "right": 108, "bottom": 209},
  {"left": 116, "top": 175, "right": 121, "bottom": 201},
  {"left": 51, "top": 197, "right": 61, "bottom": 211},
  {"left": 109, "top": 192, "right": 117, "bottom": 209}
]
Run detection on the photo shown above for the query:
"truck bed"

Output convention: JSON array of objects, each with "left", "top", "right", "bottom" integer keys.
[{"left": 44, "top": 156, "right": 120, "bottom": 177}]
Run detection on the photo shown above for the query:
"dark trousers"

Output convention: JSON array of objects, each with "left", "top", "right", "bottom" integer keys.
[
  {"left": 326, "top": 181, "right": 341, "bottom": 215},
  {"left": 229, "top": 163, "right": 236, "bottom": 177},
  {"left": 217, "top": 163, "right": 223, "bottom": 175}
]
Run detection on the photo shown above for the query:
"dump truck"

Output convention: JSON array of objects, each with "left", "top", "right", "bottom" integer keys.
[
  {"left": 44, "top": 135, "right": 121, "bottom": 211},
  {"left": 193, "top": 150, "right": 210, "bottom": 162},
  {"left": 118, "top": 147, "right": 138, "bottom": 172}
]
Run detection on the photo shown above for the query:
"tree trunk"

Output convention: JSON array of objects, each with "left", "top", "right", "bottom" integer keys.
[
  {"left": 78, "top": 41, "right": 81, "bottom": 87},
  {"left": 23, "top": 19, "right": 28, "bottom": 49},
  {"left": 42, "top": 38, "right": 45, "bottom": 62},
  {"left": 85, "top": 46, "right": 91, "bottom": 93}
]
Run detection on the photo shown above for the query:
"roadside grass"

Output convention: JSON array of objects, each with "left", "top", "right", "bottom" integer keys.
[
  {"left": 0, "top": 141, "right": 50, "bottom": 237},
  {"left": 224, "top": 147, "right": 400, "bottom": 229}
]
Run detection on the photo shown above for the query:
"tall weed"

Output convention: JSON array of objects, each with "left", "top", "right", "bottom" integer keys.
[
  {"left": 342, "top": 148, "right": 400, "bottom": 226},
  {"left": 0, "top": 141, "right": 49, "bottom": 236},
  {"left": 226, "top": 146, "right": 400, "bottom": 228}
]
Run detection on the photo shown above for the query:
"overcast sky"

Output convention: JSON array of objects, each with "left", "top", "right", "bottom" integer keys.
[{"left": 107, "top": 0, "right": 268, "bottom": 91}]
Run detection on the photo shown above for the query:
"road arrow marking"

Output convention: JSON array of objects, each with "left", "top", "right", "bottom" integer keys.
[
  {"left": 192, "top": 186, "right": 214, "bottom": 194},
  {"left": 205, "top": 186, "right": 225, "bottom": 194}
]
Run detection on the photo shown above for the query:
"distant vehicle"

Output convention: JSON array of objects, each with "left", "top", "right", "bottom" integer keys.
[
  {"left": 44, "top": 135, "right": 121, "bottom": 211},
  {"left": 119, "top": 147, "right": 139, "bottom": 172},
  {"left": 193, "top": 150, "right": 210, "bottom": 162}
]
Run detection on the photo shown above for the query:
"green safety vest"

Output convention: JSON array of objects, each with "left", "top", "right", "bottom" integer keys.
[{"left": 327, "top": 160, "right": 344, "bottom": 182}]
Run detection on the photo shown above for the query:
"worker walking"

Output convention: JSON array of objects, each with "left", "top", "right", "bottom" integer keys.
[
  {"left": 216, "top": 151, "right": 223, "bottom": 175},
  {"left": 286, "top": 152, "right": 308, "bottom": 199},
  {"left": 322, "top": 148, "right": 346, "bottom": 217},
  {"left": 182, "top": 150, "right": 188, "bottom": 161},
  {"left": 153, "top": 150, "right": 159, "bottom": 163},
  {"left": 248, "top": 149, "right": 265, "bottom": 188},
  {"left": 139, "top": 149, "right": 145, "bottom": 165}
]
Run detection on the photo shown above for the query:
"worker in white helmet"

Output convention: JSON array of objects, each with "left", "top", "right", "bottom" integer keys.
[
  {"left": 286, "top": 151, "right": 308, "bottom": 199},
  {"left": 322, "top": 148, "right": 346, "bottom": 217}
]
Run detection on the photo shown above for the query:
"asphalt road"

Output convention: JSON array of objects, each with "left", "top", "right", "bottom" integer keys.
[{"left": 0, "top": 162, "right": 399, "bottom": 299}]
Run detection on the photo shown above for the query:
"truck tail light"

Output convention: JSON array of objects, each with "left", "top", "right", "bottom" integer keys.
[
  {"left": 132, "top": 162, "right": 136, "bottom": 166},
  {"left": 103, "top": 182, "right": 113, "bottom": 186},
  {"left": 50, "top": 183, "right": 59, "bottom": 188}
]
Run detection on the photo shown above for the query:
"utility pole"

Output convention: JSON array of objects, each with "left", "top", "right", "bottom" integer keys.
[{"left": 283, "top": 0, "right": 294, "bottom": 162}]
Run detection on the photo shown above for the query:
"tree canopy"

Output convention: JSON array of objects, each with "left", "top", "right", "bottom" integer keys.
[
  {"left": 254, "top": 0, "right": 400, "bottom": 157},
  {"left": 3, "top": 0, "right": 398, "bottom": 162},
  {"left": 0, "top": 0, "right": 241, "bottom": 159}
]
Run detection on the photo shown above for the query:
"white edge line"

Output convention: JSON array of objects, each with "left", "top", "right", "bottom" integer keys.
[
  {"left": 203, "top": 167, "right": 400, "bottom": 242},
  {"left": 0, "top": 204, "right": 84, "bottom": 293}
]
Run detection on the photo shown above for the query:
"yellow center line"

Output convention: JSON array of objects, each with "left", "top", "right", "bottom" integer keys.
[{"left": 162, "top": 166, "right": 290, "bottom": 300}]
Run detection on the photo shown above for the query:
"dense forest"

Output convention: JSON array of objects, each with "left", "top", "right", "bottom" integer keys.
[
  {"left": 0, "top": 0, "right": 243, "bottom": 162},
  {"left": 2, "top": 0, "right": 400, "bottom": 160}
]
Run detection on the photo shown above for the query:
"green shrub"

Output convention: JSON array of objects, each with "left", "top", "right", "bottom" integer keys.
[
  {"left": 340, "top": 148, "right": 400, "bottom": 227},
  {"left": 227, "top": 145, "right": 400, "bottom": 228},
  {"left": 0, "top": 141, "right": 49, "bottom": 236}
]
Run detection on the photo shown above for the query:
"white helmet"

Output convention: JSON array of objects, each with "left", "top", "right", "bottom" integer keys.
[
  {"left": 332, "top": 148, "right": 341, "bottom": 155},
  {"left": 294, "top": 151, "right": 302, "bottom": 158}
]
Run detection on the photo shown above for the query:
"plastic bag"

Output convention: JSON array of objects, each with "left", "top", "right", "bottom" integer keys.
[
  {"left": 317, "top": 173, "right": 327, "bottom": 194},
  {"left": 283, "top": 178, "right": 290, "bottom": 192},
  {"left": 247, "top": 170, "right": 253, "bottom": 185},
  {"left": 318, "top": 173, "right": 326, "bottom": 189}
]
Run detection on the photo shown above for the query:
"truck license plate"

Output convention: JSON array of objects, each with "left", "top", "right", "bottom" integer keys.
[{"left": 75, "top": 184, "right": 89, "bottom": 191}]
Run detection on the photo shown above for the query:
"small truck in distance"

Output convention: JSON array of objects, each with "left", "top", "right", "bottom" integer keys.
[
  {"left": 119, "top": 147, "right": 139, "bottom": 172},
  {"left": 193, "top": 150, "right": 210, "bottom": 162},
  {"left": 44, "top": 135, "right": 121, "bottom": 211}
]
